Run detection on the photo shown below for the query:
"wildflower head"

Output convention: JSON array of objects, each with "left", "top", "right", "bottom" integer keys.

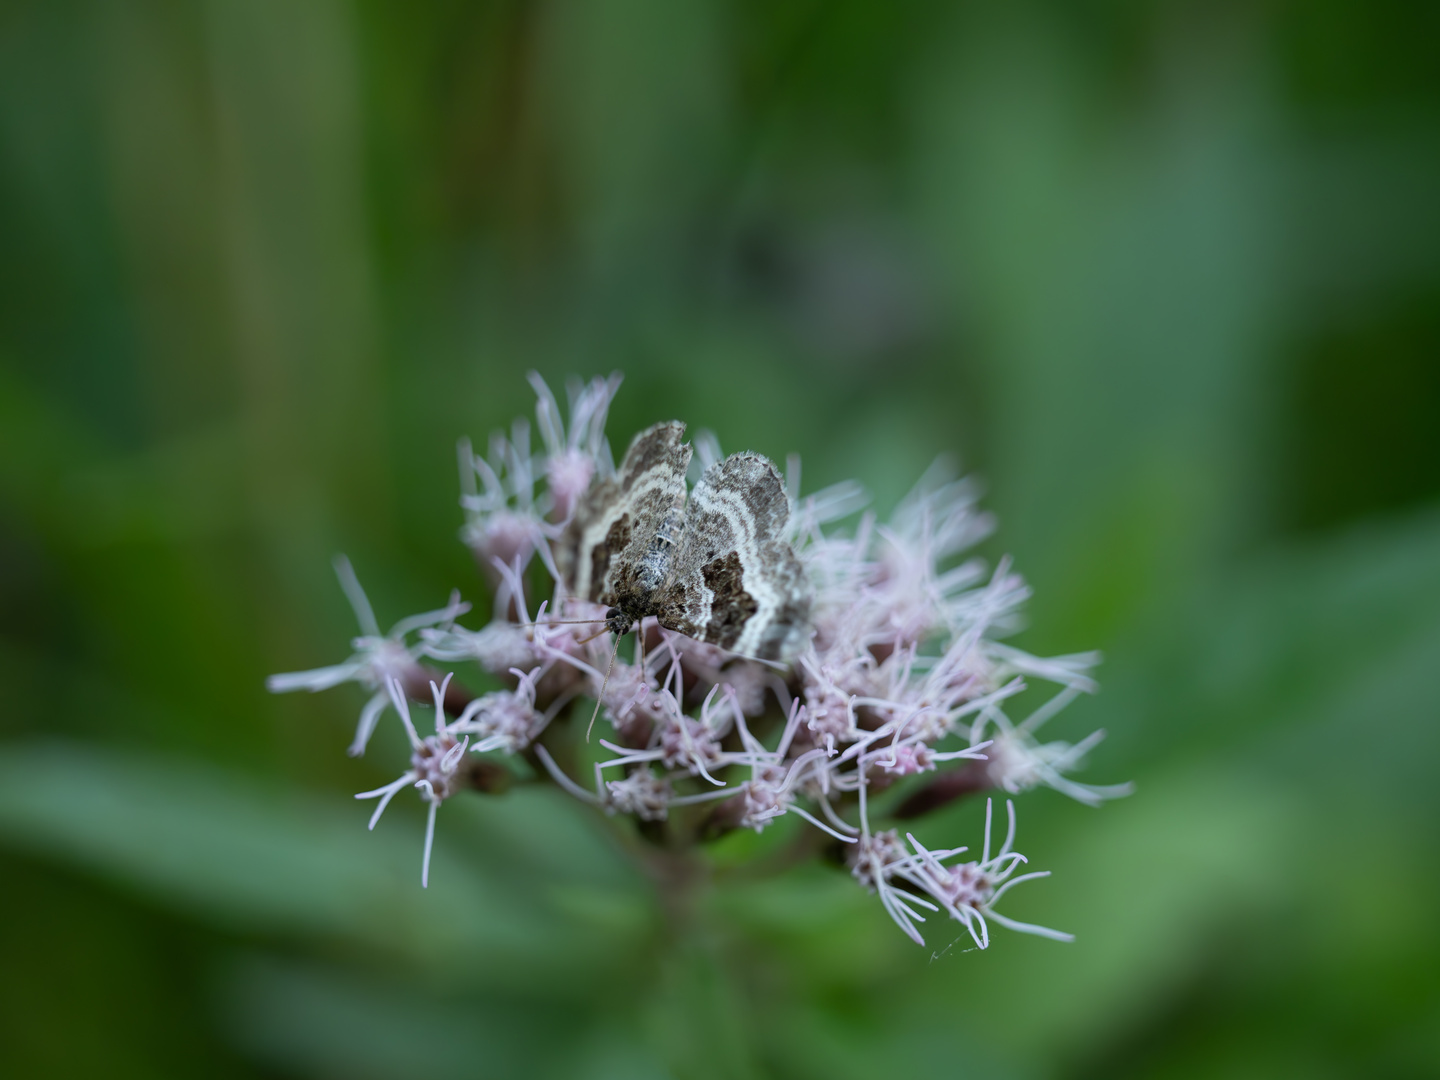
[
  {"left": 901, "top": 799, "right": 1074, "bottom": 948},
  {"left": 421, "top": 619, "right": 540, "bottom": 674},
  {"left": 265, "top": 556, "right": 466, "bottom": 757},
  {"left": 528, "top": 371, "right": 622, "bottom": 522},
  {"left": 455, "top": 667, "right": 545, "bottom": 754},
  {"left": 659, "top": 711, "right": 724, "bottom": 778},
  {"left": 876, "top": 743, "right": 936, "bottom": 776},
  {"left": 272, "top": 371, "right": 1125, "bottom": 944},
  {"left": 605, "top": 768, "right": 671, "bottom": 820},
  {"left": 972, "top": 687, "right": 1135, "bottom": 807},
  {"left": 847, "top": 828, "right": 910, "bottom": 891},
  {"left": 350, "top": 675, "right": 472, "bottom": 888}
]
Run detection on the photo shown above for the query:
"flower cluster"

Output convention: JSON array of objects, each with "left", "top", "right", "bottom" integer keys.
[{"left": 269, "top": 373, "right": 1131, "bottom": 948}]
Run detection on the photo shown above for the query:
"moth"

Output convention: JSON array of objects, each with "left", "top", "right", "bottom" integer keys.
[{"left": 558, "top": 421, "right": 813, "bottom": 662}]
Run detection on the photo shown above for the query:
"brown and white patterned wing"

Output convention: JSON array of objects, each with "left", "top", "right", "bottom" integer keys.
[
  {"left": 560, "top": 420, "right": 691, "bottom": 604},
  {"left": 661, "top": 451, "right": 813, "bottom": 661}
]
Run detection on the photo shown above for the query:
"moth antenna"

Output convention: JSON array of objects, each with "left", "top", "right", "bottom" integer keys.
[{"left": 586, "top": 634, "right": 623, "bottom": 742}]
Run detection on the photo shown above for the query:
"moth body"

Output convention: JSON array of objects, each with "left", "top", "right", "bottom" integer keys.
[{"left": 559, "top": 420, "right": 814, "bottom": 663}]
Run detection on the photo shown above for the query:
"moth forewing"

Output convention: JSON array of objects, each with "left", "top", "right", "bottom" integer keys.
[
  {"left": 560, "top": 420, "right": 690, "bottom": 604},
  {"left": 669, "top": 452, "right": 813, "bottom": 662},
  {"left": 561, "top": 425, "right": 813, "bottom": 662}
]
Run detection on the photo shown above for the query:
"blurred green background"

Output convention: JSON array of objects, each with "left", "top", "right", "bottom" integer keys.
[{"left": 2, "top": 1, "right": 1439, "bottom": 1077}]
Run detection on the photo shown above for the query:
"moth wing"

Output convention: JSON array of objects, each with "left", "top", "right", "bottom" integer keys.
[
  {"left": 560, "top": 420, "right": 691, "bottom": 604},
  {"left": 663, "top": 451, "right": 813, "bottom": 661}
]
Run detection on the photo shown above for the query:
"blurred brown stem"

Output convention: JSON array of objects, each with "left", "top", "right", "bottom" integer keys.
[{"left": 892, "top": 759, "right": 993, "bottom": 819}]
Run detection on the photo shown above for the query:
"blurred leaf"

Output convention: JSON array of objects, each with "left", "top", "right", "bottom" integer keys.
[
  {"left": 1095, "top": 505, "right": 1440, "bottom": 791},
  {"left": 217, "top": 954, "right": 545, "bottom": 1079},
  {"left": 912, "top": 16, "right": 1284, "bottom": 646},
  {"left": 956, "top": 767, "right": 1303, "bottom": 1065},
  {"left": 219, "top": 951, "right": 677, "bottom": 1080},
  {"left": 59, "top": 423, "right": 249, "bottom": 546},
  {"left": 0, "top": 362, "right": 97, "bottom": 534},
  {"left": 537, "top": 0, "right": 728, "bottom": 295},
  {"left": 0, "top": 742, "right": 654, "bottom": 992}
]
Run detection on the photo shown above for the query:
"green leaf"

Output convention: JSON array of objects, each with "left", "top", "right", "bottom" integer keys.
[{"left": 0, "top": 742, "right": 653, "bottom": 992}]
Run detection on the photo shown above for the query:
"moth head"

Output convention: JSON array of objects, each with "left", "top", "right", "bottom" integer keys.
[{"left": 604, "top": 607, "right": 632, "bottom": 637}]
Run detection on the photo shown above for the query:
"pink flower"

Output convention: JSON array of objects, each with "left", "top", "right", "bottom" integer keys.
[
  {"left": 354, "top": 675, "right": 472, "bottom": 888},
  {"left": 528, "top": 371, "right": 622, "bottom": 523},
  {"left": 277, "top": 371, "right": 1125, "bottom": 958},
  {"left": 266, "top": 556, "right": 466, "bottom": 757}
]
